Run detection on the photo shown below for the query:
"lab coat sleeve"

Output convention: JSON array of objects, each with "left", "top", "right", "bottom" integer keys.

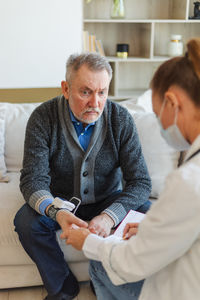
[
  {"left": 83, "top": 234, "right": 122, "bottom": 261},
  {"left": 85, "top": 166, "right": 200, "bottom": 285}
]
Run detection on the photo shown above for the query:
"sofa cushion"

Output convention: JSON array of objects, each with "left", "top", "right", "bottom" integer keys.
[
  {"left": 119, "top": 90, "right": 180, "bottom": 197},
  {"left": 2, "top": 102, "right": 41, "bottom": 172},
  {"left": 0, "top": 172, "right": 88, "bottom": 266},
  {"left": 0, "top": 104, "right": 9, "bottom": 182}
]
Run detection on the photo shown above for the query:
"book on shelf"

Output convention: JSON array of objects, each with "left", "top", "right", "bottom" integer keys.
[
  {"left": 89, "top": 34, "right": 96, "bottom": 52},
  {"left": 95, "top": 39, "right": 105, "bottom": 56},
  {"left": 82, "top": 30, "right": 105, "bottom": 56},
  {"left": 83, "top": 30, "right": 89, "bottom": 52}
]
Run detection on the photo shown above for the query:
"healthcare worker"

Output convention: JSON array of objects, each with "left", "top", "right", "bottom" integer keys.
[{"left": 66, "top": 37, "right": 200, "bottom": 300}]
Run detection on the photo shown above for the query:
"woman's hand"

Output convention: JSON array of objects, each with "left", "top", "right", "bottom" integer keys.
[
  {"left": 66, "top": 227, "right": 91, "bottom": 250},
  {"left": 123, "top": 223, "right": 139, "bottom": 240},
  {"left": 56, "top": 210, "right": 88, "bottom": 240}
]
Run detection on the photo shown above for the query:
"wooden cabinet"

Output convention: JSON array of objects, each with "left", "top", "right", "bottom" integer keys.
[{"left": 83, "top": 0, "right": 200, "bottom": 100}]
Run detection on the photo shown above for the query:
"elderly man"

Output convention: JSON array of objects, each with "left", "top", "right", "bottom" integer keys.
[{"left": 14, "top": 53, "right": 151, "bottom": 300}]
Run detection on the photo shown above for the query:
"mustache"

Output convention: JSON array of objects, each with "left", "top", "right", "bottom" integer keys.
[{"left": 83, "top": 108, "right": 101, "bottom": 113}]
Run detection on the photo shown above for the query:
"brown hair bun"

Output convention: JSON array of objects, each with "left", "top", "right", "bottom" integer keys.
[{"left": 187, "top": 38, "right": 200, "bottom": 80}]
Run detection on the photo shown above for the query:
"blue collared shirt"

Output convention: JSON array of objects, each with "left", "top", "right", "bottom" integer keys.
[{"left": 69, "top": 108, "right": 96, "bottom": 151}]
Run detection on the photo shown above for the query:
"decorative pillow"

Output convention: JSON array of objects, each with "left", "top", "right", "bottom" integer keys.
[
  {"left": 120, "top": 90, "right": 180, "bottom": 198},
  {"left": 119, "top": 89, "right": 153, "bottom": 114},
  {"left": 0, "top": 104, "right": 9, "bottom": 182},
  {"left": 3, "top": 102, "right": 41, "bottom": 172},
  {"left": 136, "top": 89, "right": 153, "bottom": 113},
  {"left": 134, "top": 112, "right": 180, "bottom": 197}
]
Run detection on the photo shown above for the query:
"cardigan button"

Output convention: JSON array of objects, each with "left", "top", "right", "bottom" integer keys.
[
  {"left": 83, "top": 171, "right": 88, "bottom": 177},
  {"left": 84, "top": 189, "right": 88, "bottom": 194}
]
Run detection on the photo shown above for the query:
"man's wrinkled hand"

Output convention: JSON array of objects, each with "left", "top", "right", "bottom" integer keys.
[
  {"left": 88, "top": 213, "right": 114, "bottom": 237},
  {"left": 56, "top": 210, "right": 88, "bottom": 240},
  {"left": 66, "top": 228, "right": 91, "bottom": 250}
]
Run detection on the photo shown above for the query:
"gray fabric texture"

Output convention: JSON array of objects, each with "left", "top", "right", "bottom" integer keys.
[{"left": 20, "top": 95, "right": 151, "bottom": 225}]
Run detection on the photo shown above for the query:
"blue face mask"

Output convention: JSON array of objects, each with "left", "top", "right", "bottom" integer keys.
[{"left": 158, "top": 100, "right": 190, "bottom": 151}]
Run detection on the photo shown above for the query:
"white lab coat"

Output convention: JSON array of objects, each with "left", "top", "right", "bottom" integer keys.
[{"left": 83, "top": 135, "right": 200, "bottom": 300}]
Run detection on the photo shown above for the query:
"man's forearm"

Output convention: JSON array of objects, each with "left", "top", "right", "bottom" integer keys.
[{"left": 24, "top": 190, "right": 54, "bottom": 215}]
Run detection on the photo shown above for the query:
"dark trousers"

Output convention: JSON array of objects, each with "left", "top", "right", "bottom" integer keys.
[{"left": 14, "top": 193, "right": 151, "bottom": 296}]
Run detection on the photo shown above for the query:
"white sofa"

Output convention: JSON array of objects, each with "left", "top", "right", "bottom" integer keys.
[{"left": 0, "top": 90, "right": 181, "bottom": 289}]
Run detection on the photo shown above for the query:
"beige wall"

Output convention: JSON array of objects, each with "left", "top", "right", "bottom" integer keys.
[{"left": 0, "top": 88, "right": 62, "bottom": 103}]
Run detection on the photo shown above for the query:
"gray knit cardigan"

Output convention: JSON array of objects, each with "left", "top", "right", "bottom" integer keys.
[{"left": 20, "top": 95, "right": 151, "bottom": 225}]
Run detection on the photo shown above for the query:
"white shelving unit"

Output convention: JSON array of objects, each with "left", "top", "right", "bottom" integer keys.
[{"left": 83, "top": 0, "right": 200, "bottom": 100}]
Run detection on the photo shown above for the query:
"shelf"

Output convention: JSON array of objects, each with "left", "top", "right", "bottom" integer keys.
[
  {"left": 84, "top": 22, "right": 151, "bottom": 57},
  {"left": 84, "top": 19, "right": 161, "bottom": 23},
  {"left": 154, "top": 22, "right": 200, "bottom": 56},
  {"left": 151, "top": 56, "right": 173, "bottom": 61},
  {"left": 83, "top": 0, "right": 200, "bottom": 101},
  {"left": 107, "top": 56, "right": 171, "bottom": 62},
  {"left": 84, "top": 0, "right": 189, "bottom": 20},
  {"left": 84, "top": 19, "right": 200, "bottom": 23}
]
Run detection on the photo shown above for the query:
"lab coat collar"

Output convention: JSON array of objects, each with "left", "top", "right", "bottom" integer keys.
[{"left": 184, "top": 134, "right": 200, "bottom": 162}]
